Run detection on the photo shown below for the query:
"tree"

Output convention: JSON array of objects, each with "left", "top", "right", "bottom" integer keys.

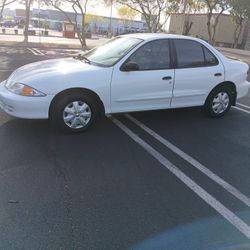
[
  {"left": 0, "top": 0, "right": 17, "bottom": 22},
  {"left": 118, "top": 6, "right": 137, "bottom": 20},
  {"left": 182, "top": 0, "right": 206, "bottom": 35},
  {"left": 103, "top": 0, "right": 112, "bottom": 5},
  {"left": 202, "top": 0, "right": 230, "bottom": 45},
  {"left": 117, "top": 6, "right": 137, "bottom": 32},
  {"left": 44, "top": 0, "right": 89, "bottom": 48},
  {"left": 230, "top": 0, "right": 250, "bottom": 48},
  {"left": 23, "top": 0, "right": 34, "bottom": 42},
  {"left": 116, "top": 0, "right": 181, "bottom": 33}
]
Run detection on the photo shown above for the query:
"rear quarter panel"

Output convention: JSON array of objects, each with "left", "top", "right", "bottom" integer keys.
[
  {"left": 223, "top": 60, "right": 250, "bottom": 98},
  {"left": 224, "top": 60, "right": 249, "bottom": 85}
]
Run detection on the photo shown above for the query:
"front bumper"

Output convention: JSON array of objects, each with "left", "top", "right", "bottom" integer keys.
[
  {"left": 0, "top": 80, "right": 54, "bottom": 119},
  {"left": 237, "top": 81, "right": 250, "bottom": 99}
]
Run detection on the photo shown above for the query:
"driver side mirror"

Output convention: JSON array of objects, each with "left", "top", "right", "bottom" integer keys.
[{"left": 121, "top": 61, "right": 139, "bottom": 72}]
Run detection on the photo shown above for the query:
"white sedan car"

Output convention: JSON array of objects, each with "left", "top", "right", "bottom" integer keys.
[{"left": 0, "top": 34, "right": 249, "bottom": 132}]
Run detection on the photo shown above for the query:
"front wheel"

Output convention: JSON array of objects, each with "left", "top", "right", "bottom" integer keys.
[
  {"left": 51, "top": 93, "right": 98, "bottom": 133},
  {"left": 204, "top": 87, "right": 233, "bottom": 118}
]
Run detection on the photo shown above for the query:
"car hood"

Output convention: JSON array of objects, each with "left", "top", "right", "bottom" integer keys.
[
  {"left": 6, "top": 57, "right": 114, "bottom": 97},
  {"left": 7, "top": 57, "right": 101, "bottom": 86}
]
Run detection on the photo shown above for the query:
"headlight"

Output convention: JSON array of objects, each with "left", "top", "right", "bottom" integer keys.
[{"left": 5, "top": 82, "right": 46, "bottom": 97}]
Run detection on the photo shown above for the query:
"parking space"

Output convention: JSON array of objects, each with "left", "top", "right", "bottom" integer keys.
[
  {"left": 0, "top": 46, "right": 250, "bottom": 249},
  {"left": 27, "top": 47, "right": 85, "bottom": 57}
]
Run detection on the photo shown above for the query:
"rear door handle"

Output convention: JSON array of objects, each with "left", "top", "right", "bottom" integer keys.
[
  {"left": 214, "top": 73, "right": 222, "bottom": 77},
  {"left": 162, "top": 76, "right": 172, "bottom": 80}
]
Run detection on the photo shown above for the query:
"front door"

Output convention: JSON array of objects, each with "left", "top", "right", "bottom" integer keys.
[{"left": 111, "top": 39, "right": 175, "bottom": 113}]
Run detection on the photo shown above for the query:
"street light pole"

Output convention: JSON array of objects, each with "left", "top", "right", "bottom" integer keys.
[
  {"left": 109, "top": 0, "right": 113, "bottom": 37},
  {"left": 38, "top": 0, "right": 41, "bottom": 44}
]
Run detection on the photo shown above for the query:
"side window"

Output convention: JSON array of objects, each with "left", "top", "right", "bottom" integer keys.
[
  {"left": 174, "top": 40, "right": 204, "bottom": 68},
  {"left": 203, "top": 47, "right": 219, "bottom": 66},
  {"left": 128, "top": 40, "right": 171, "bottom": 70}
]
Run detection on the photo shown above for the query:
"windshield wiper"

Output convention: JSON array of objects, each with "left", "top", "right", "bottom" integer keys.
[{"left": 73, "top": 54, "right": 91, "bottom": 64}]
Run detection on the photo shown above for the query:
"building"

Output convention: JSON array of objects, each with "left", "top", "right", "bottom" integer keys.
[
  {"left": 32, "top": 9, "right": 81, "bottom": 31},
  {"left": 3, "top": 7, "right": 146, "bottom": 35},
  {"left": 83, "top": 14, "right": 146, "bottom": 35},
  {"left": 2, "top": 8, "right": 15, "bottom": 18},
  {"left": 15, "top": 9, "right": 33, "bottom": 22},
  {"left": 32, "top": 9, "right": 78, "bottom": 23},
  {"left": 169, "top": 13, "right": 250, "bottom": 50},
  {"left": 31, "top": 9, "right": 146, "bottom": 34}
]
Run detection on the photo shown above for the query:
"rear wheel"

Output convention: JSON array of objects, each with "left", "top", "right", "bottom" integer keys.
[
  {"left": 51, "top": 93, "right": 98, "bottom": 133},
  {"left": 204, "top": 87, "right": 233, "bottom": 117}
]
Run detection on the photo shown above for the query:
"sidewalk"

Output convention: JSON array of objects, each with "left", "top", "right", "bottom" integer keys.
[
  {"left": 0, "top": 33, "right": 107, "bottom": 49},
  {"left": 216, "top": 47, "right": 250, "bottom": 64}
]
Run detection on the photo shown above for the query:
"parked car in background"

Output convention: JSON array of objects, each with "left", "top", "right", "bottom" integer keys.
[
  {"left": 0, "top": 34, "right": 249, "bottom": 132},
  {"left": 0, "top": 20, "right": 16, "bottom": 28},
  {"left": 25, "top": 25, "right": 36, "bottom": 35},
  {"left": 24, "top": 25, "right": 48, "bottom": 36}
]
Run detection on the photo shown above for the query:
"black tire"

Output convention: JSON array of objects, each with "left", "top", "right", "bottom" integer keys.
[
  {"left": 50, "top": 92, "right": 98, "bottom": 133},
  {"left": 204, "top": 86, "right": 233, "bottom": 118}
]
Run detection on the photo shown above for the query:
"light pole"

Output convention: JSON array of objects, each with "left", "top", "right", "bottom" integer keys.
[
  {"left": 109, "top": 0, "right": 113, "bottom": 37},
  {"left": 38, "top": 0, "right": 41, "bottom": 44}
]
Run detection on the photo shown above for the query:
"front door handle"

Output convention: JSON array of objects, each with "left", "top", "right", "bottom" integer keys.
[
  {"left": 214, "top": 73, "right": 222, "bottom": 77},
  {"left": 162, "top": 76, "right": 172, "bottom": 80}
]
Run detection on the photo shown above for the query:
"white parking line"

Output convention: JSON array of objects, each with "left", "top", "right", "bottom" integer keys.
[
  {"left": 27, "top": 48, "right": 45, "bottom": 56},
  {"left": 32, "top": 48, "right": 45, "bottom": 56},
  {"left": 237, "top": 102, "right": 250, "bottom": 110},
  {"left": 233, "top": 106, "right": 250, "bottom": 115},
  {"left": 110, "top": 116, "right": 250, "bottom": 239},
  {"left": 27, "top": 48, "right": 39, "bottom": 56},
  {"left": 125, "top": 114, "right": 250, "bottom": 207}
]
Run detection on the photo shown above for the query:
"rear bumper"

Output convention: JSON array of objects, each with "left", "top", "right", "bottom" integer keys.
[
  {"left": 237, "top": 81, "right": 250, "bottom": 99},
  {"left": 0, "top": 80, "right": 54, "bottom": 119}
]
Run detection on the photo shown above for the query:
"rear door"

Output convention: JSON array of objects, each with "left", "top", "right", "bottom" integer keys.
[{"left": 171, "top": 39, "right": 224, "bottom": 108}]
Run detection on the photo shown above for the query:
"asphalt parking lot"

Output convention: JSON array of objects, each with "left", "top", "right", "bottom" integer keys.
[{"left": 0, "top": 46, "right": 250, "bottom": 249}]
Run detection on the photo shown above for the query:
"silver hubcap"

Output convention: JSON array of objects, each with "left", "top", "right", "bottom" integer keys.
[
  {"left": 212, "top": 92, "right": 230, "bottom": 114},
  {"left": 63, "top": 101, "right": 92, "bottom": 129}
]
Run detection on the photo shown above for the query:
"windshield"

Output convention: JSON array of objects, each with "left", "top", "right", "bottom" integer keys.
[{"left": 83, "top": 36, "right": 143, "bottom": 67}]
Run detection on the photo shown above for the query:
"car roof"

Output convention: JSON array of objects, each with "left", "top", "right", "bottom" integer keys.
[
  {"left": 121, "top": 33, "right": 199, "bottom": 41},
  {"left": 121, "top": 33, "right": 226, "bottom": 63}
]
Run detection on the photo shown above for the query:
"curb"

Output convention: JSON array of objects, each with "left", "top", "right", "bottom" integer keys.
[
  {"left": 0, "top": 40, "right": 93, "bottom": 50},
  {"left": 216, "top": 47, "right": 250, "bottom": 57}
]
